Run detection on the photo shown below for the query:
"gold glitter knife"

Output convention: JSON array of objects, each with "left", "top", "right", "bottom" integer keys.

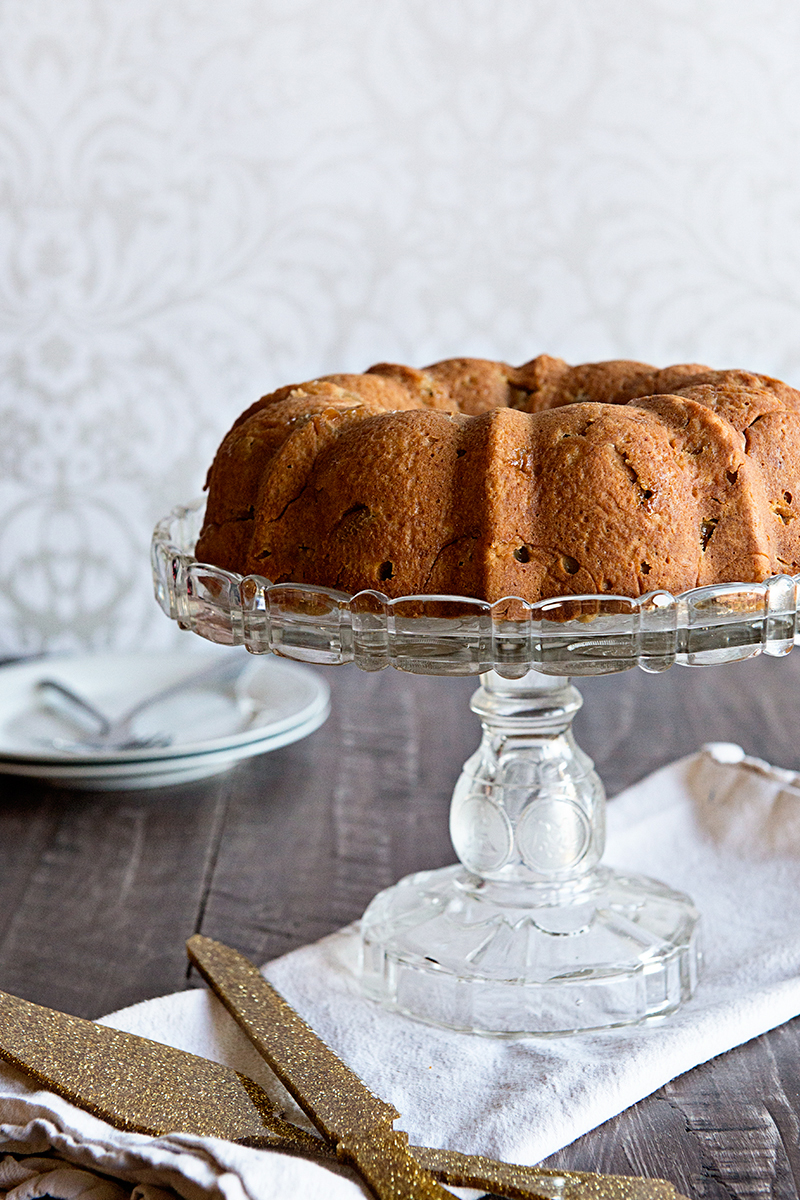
[
  {"left": 187, "top": 935, "right": 686, "bottom": 1200},
  {"left": 0, "top": 982, "right": 684, "bottom": 1200},
  {"left": 0, "top": 986, "right": 323, "bottom": 1154}
]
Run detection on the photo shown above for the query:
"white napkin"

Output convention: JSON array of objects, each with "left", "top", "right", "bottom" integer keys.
[{"left": 3, "top": 745, "right": 800, "bottom": 1200}]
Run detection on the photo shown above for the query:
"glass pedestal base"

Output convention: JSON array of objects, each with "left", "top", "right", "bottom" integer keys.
[
  {"left": 357, "top": 668, "right": 701, "bottom": 1034},
  {"left": 359, "top": 864, "right": 701, "bottom": 1035}
]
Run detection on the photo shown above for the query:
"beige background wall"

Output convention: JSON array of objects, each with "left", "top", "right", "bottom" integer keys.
[{"left": 2, "top": 0, "right": 800, "bottom": 652}]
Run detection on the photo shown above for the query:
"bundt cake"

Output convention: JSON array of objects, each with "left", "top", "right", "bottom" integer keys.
[{"left": 195, "top": 356, "right": 800, "bottom": 603}]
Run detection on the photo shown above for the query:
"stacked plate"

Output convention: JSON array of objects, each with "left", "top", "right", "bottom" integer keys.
[{"left": 0, "top": 649, "right": 330, "bottom": 790}]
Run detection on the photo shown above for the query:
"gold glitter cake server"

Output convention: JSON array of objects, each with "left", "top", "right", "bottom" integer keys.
[
  {"left": 187, "top": 935, "right": 686, "bottom": 1200},
  {"left": 0, "top": 987, "right": 322, "bottom": 1154}
]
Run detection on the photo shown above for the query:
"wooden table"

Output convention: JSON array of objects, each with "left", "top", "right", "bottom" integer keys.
[{"left": 2, "top": 650, "right": 800, "bottom": 1198}]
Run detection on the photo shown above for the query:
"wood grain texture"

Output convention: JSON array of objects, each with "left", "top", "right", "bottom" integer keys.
[
  {"left": 1, "top": 651, "right": 800, "bottom": 1196},
  {"left": 0, "top": 771, "right": 235, "bottom": 1016},
  {"left": 197, "top": 668, "right": 478, "bottom": 965}
]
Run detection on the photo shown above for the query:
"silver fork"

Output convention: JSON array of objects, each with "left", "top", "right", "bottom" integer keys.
[{"left": 36, "top": 655, "right": 247, "bottom": 753}]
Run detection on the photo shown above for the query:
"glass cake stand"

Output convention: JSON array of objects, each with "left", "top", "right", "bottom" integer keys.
[{"left": 153, "top": 498, "right": 799, "bottom": 1035}]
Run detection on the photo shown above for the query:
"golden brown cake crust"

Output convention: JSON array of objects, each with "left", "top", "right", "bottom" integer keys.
[{"left": 195, "top": 356, "right": 800, "bottom": 602}]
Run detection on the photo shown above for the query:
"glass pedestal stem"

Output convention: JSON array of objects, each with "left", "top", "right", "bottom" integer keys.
[
  {"left": 449, "top": 670, "right": 604, "bottom": 891},
  {"left": 359, "top": 670, "right": 701, "bottom": 1035}
]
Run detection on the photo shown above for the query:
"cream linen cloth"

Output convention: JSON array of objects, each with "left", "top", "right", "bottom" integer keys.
[{"left": 2, "top": 744, "right": 800, "bottom": 1200}]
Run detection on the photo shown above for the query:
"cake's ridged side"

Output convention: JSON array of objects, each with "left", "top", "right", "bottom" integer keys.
[
  {"left": 509, "top": 402, "right": 707, "bottom": 599},
  {"left": 744, "top": 411, "right": 800, "bottom": 575},
  {"left": 248, "top": 409, "right": 467, "bottom": 594},
  {"left": 197, "top": 386, "right": 387, "bottom": 572},
  {"left": 639, "top": 394, "right": 773, "bottom": 590}
]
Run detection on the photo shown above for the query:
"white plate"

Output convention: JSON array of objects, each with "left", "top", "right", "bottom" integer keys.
[
  {"left": 0, "top": 704, "right": 329, "bottom": 789},
  {"left": 0, "top": 650, "right": 329, "bottom": 763}
]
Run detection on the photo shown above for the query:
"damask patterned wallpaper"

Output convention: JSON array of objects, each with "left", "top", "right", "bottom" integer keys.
[{"left": 2, "top": 0, "right": 800, "bottom": 651}]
